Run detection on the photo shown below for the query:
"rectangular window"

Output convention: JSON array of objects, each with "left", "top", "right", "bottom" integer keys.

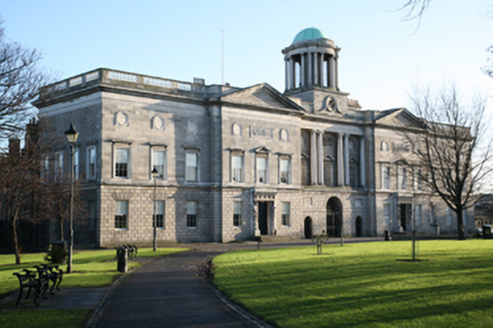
[
  {"left": 55, "top": 151, "right": 64, "bottom": 181},
  {"left": 414, "top": 169, "right": 422, "bottom": 190},
  {"left": 233, "top": 201, "right": 242, "bottom": 226},
  {"left": 383, "top": 203, "right": 390, "bottom": 226},
  {"left": 152, "top": 149, "right": 166, "bottom": 179},
  {"left": 398, "top": 166, "right": 407, "bottom": 190},
  {"left": 115, "top": 148, "right": 129, "bottom": 177},
  {"left": 447, "top": 207, "right": 452, "bottom": 226},
  {"left": 186, "top": 152, "right": 198, "bottom": 181},
  {"left": 153, "top": 201, "right": 165, "bottom": 229},
  {"left": 257, "top": 156, "right": 267, "bottom": 183},
  {"left": 280, "top": 157, "right": 290, "bottom": 184},
  {"left": 42, "top": 156, "right": 49, "bottom": 181},
  {"left": 282, "top": 202, "right": 290, "bottom": 226},
  {"left": 186, "top": 201, "right": 197, "bottom": 227},
  {"left": 74, "top": 148, "right": 79, "bottom": 180},
  {"left": 232, "top": 154, "right": 243, "bottom": 182},
  {"left": 382, "top": 165, "right": 391, "bottom": 189},
  {"left": 115, "top": 200, "right": 128, "bottom": 229},
  {"left": 415, "top": 205, "right": 422, "bottom": 226},
  {"left": 87, "top": 146, "right": 97, "bottom": 180}
]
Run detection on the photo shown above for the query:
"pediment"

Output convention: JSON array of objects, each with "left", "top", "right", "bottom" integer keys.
[
  {"left": 221, "top": 83, "right": 304, "bottom": 111},
  {"left": 253, "top": 146, "right": 271, "bottom": 154},
  {"left": 375, "top": 108, "right": 426, "bottom": 129}
]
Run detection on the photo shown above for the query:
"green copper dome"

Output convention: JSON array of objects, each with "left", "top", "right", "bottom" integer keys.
[{"left": 292, "top": 27, "right": 328, "bottom": 44}]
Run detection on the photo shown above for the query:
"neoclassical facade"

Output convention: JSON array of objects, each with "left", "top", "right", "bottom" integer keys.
[{"left": 34, "top": 28, "right": 474, "bottom": 246}]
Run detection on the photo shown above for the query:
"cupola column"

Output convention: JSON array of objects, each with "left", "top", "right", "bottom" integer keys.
[
  {"left": 334, "top": 56, "right": 339, "bottom": 90},
  {"left": 313, "top": 52, "right": 318, "bottom": 85},
  {"left": 328, "top": 55, "right": 335, "bottom": 88},
  {"left": 300, "top": 53, "right": 305, "bottom": 87},
  {"left": 285, "top": 58, "right": 289, "bottom": 91},
  {"left": 290, "top": 57, "right": 298, "bottom": 89},
  {"left": 308, "top": 52, "right": 313, "bottom": 86}
]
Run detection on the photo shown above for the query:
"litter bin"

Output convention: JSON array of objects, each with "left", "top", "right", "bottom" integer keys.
[
  {"left": 384, "top": 230, "right": 390, "bottom": 241},
  {"left": 116, "top": 247, "right": 128, "bottom": 272}
]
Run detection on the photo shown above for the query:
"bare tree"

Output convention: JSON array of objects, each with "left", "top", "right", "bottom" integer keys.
[
  {"left": 398, "top": 1, "right": 493, "bottom": 77},
  {"left": 0, "top": 19, "right": 48, "bottom": 139},
  {"left": 399, "top": 0, "right": 432, "bottom": 28},
  {"left": 0, "top": 125, "right": 50, "bottom": 264},
  {"left": 404, "top": 85, "right": 492, "bottom": 240}
]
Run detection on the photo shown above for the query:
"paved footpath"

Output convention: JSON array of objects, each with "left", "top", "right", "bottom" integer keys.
[{"left": 89, "top": 243, "right": 271, "bottom": 328}]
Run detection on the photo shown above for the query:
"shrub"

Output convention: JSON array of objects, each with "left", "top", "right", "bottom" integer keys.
[{"left": 45, "top": 243, "right": 68, "bottom": 264}]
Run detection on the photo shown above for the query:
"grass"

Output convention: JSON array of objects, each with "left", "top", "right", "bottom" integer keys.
[
  {"left": 0, "top": 309, "right": 91, "bottom": 328},
  {"left": 212, "top": 240, "right": 493, "bottom": 327},
  {"left": 0, "top": 247, "right": 188, "bottom": 328},
  {"left": 0, "top": 248, "right": 188, "bottom": 296}
]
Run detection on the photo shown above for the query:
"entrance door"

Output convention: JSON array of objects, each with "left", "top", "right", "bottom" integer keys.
[
  {"left": 356, "top": 216, "right": 363, "bottom": 237},
  {"left": 400, "top": 204, "right": 408, "bottom": 231},
  {"left": 258, "top": 202, "right": 269, "bottom": 235},
  {"left": 327, "top": 197, "right": 343, "bottom": 237},
  {"left": 304, "top": 217, "right": 313, "bottom": 239}
]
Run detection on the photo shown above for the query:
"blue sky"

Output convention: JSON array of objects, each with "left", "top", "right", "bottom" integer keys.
[{"left": 1, "top": 0, "right": 492, "bottom": 111}]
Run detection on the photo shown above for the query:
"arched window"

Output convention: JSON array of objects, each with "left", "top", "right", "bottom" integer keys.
[{"left": 381, "top": 141, "right": 389, "bottom": 152}]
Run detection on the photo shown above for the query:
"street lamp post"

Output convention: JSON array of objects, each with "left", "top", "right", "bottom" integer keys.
[
  {"left": 64, "top": 123, "right": 79, "bottom": 274},
  {"left": 152, "top": 167, "right": 159, "bottom": 251}
]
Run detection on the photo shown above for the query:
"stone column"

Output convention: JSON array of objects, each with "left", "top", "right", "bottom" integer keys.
[
  {"left": 337, "top": 133, "right": 344, "bottom": 186},
  {"left": 308, "top": 52, "right": 313, "bottom": 86},
  {"left": 313, "top": 53, "right": 318, "bottom": 86},
  {"left": 285, "top": 58, "right": 289, "bottom": 90},
  {"left": 320, "top": 53, "right": 325, "bottom": 87},
  {"left": 344, "top": 134, "right": 350, "bottom": 186},
  {"left": 291, "top": 58, "right": 297, "bottom": 88},
  {"left": 317, "top": 131, "right": 324, "bottom": 184},
  {"left": 300, "top": 54, "right": 305, "bottom": 87},
  {"left": 360, "top": 137, "right": 365, "bottom": 188},
  {"left": 329, "top": 56, "right": 336, "bottom": 88},
  {"left": 334, "top": 56, "right": 339, "bottom": 90},
  {"left": 310, "top": 130, "right": 317, "bottom": 185},
  {"left": 324, "top": 54, "right": 328, "bottom": 87}
]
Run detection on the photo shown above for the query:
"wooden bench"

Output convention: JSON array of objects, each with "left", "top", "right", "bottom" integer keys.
[
  {"left": 12, "top": 269, "right": 49, "bottom": 306},
  {"left": 34, "top": 264, "right": 63, "bottom": 295},
  {"left": 115, "top": 245, "right": 138, "bottom": 260}
]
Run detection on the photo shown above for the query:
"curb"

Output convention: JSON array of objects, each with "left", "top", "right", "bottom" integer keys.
[{"left": 199, "top": 258, "right": 273, "bottom": 328}]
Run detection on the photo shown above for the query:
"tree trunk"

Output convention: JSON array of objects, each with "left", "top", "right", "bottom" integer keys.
[
  {"left": 59, "top": 213, "right": 64, "bottom": 241},
  {"left": 11, "top": 206, "right": 21, "bottom": 265},
  {"left": 456, "top": 206, "right": 465, "bottom": 240}
]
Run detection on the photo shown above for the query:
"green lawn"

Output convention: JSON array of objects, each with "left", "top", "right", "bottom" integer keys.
[
  {"left": 212, "top": 240, "right": 493, "bottom": 327},
  {"left": 0, "top": 248, "right": 188, "bottom": 296},
  {"left": 0, "top": 247, "right": 187, "bottom": 328}
]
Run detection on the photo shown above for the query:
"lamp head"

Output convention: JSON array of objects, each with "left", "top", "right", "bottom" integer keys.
[
  {"left": 151, "top": 167, "right": 159, "bottom": 179},
  {"left": 64, "top": 123, "right": 79, "bottom": 144}
]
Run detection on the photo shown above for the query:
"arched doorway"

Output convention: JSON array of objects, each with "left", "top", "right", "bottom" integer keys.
[
  {"left": 304, "top": 217, "right": 313, "bottom": 239},
  {"left": 326, "top": 197, "right": 342, "bottom": 237},
  {"left": 355, "top": 216, "right": 363, "bottom": 237}
]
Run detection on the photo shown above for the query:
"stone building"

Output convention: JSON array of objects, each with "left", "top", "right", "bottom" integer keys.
[{"left": 33, "top": 27, "right": 474, "bottom": 247}]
